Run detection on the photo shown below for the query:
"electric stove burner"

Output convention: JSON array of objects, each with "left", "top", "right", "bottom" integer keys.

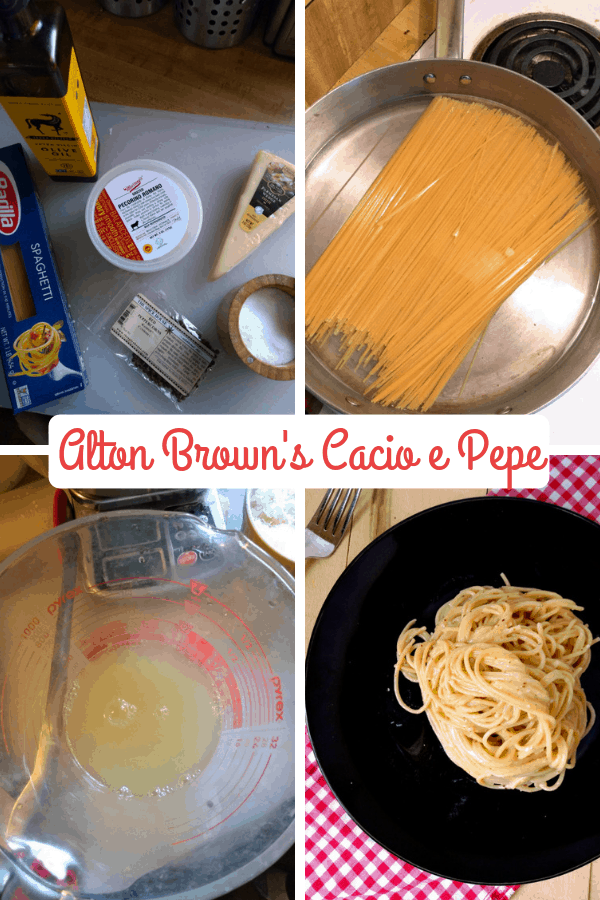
[{"left": 480, "top": 20, "right": 600, "bottom": 127}]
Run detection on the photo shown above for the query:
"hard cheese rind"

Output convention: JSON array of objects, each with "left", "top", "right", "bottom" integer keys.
[{"left": 209, "top": 150, "right": 294, "bottom": 281}]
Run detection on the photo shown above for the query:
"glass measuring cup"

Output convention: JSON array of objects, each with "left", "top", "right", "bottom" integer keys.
[{"left": 0, "top": 512, "right": 294, "bottom": 900}]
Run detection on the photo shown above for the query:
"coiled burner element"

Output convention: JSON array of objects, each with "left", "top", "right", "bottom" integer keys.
[{"left": 481, "top": 20, "right": 600, "bottom": 127}]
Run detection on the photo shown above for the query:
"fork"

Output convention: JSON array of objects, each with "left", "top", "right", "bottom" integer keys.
[{"left": 305, "top": 488, "right": 362, "bottom": 558}]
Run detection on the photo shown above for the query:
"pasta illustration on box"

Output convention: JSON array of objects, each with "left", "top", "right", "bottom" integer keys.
[
  {"left": 11, "top": 320, "right": 80, "bottom": 380},
  {"left": 0, "top": 143, "right": 87, "bottom": 412}
]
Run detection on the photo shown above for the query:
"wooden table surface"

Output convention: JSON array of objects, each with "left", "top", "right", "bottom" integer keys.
[
  {"left": 305, "top": 489, "right": 600, "bottom": 900},
  {"left": 63, "top": 0, "right": 294, "bottom": 124},
  {"left": 306, "top": 0, "right": 434, "bottom": 107}
]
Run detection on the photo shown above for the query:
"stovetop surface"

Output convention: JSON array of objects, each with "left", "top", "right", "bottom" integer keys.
[
  {"left": 463, "top": 0, "right": 600, "bottom": 59},
  {"left": 413, "top": 3, "right": 600, "bottom": 126},
  {"left": 476, "top": 17, "right": 600, "bottom": 126},
  {"left": 416, "top": 2, "right": 600, "bottom": 65}
]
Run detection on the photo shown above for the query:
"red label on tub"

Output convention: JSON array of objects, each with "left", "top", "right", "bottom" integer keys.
[{"left": 94, "top": 189, "right": 143, "bottom": 260}]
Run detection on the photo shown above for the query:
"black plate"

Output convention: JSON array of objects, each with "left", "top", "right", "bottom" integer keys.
[{"left": 305, "top": 497, "right": 600, "bottom": 885}]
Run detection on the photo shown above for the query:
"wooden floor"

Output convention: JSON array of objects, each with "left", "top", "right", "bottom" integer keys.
[
  {"left": 305, "top": 489, "right": 600, "bottom": 900},
  {"left": 63, "top": 0, "right": 294, "bottom": 123}
]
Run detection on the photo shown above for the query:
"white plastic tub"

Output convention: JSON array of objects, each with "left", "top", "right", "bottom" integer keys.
[{"left": 85, "top": 159, "right": 202, "bottom": 273}]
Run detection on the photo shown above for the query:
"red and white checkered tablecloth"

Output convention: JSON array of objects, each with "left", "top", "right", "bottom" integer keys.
[
  {"left": 305, "top": 456, "right": 600, "bottom": 900},
  {"left": 488, "top": 455, "right": 600, "bottom": 518},
  {"left": 305, "top": 731, "right": 518, "bottom": 900}
]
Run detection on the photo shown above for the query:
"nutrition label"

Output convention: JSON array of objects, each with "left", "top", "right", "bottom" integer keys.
[
  {"left": 94, "top": 168, "right": 189, "bottom": 260},
  {"left": 111, "top": 293, "right": 217, "bottom": 397}
]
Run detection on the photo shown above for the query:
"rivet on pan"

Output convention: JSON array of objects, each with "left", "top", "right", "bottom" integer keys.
[
  {"left": 424, "top": 73, "right": 436, "bottom": 84},
  {"left": 497, "top": 407, "right": 513, "bottom": 415},
  {"left": 346, "top": 397, "right": 361, "bottom": 407},
  {"left": 459, "top": 75, "right": 472, "bottom": 85}
]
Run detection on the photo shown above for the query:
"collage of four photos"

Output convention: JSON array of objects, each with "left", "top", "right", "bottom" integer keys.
[{"left": 3, "top": 0, "right": 600, "bottom": 899}]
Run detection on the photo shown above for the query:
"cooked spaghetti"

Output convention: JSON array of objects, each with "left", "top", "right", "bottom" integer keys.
[
  {"left": 10, "top": 320, "right": 66, "bottom": 377},
  {"left": 394, "top": 584, "right": 598, "bottom": 792},
  {"left": 306, "top": 97, "right": 594, "bottom": 411}
]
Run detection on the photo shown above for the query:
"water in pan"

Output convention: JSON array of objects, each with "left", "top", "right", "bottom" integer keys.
[{"left": 305, "top": 93, "right": 600, "bottom": 414}]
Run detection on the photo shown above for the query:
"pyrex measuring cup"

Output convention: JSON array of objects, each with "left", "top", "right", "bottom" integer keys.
[{"left": 0, "top": 512, "right": 294, "bottom": 900}]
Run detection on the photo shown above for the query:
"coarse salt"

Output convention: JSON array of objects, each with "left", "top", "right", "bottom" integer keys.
[{"left": 238, "top": 287, "right": 294, "bottom": 366}]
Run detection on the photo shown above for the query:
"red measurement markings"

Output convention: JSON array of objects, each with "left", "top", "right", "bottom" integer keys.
[
  {"left": 22, "top": 617, "right": 39, "bottom": 639},
  {"left": 186, "top": 583, "right": 277, "bottom": 720},
  {"left": 187, "top": 581, "right": 272, "bottom": 674},
  {"left": 187, "top": 583, "right": 268, "bottom": 669},
  {"left": 79, "top": 617, "right": 185, "bottom": 659},
  {"left": 240, "top": 733, "right": 280, "bottom": 751},
  {"left": 85, "top": 578, "right": 270, "bottom": 685},
  {"left": 77, "top": 617, "right": 242, "bottom": 727},
  {"left": 177, "top": 585, "right": 272, "bottom": 721},
  {"left": 20, "top": 616, "right": 52, "bottom": 651},
  {"left": 204, "top": 604, "right": 271, "bottom": 672},
  {"left": 173, "top": 620, "right": 247, "bottom": 722},
  {"left": 185, "top": 582, "right": 274, "bottom": 720},
  {"left": 74, "top": 577, "right": 273, "bottom": 723},
  {"left": 190, "top": 579, "right": 207, "bottom": 597},
  {"left": 184, "top": 631, "right": 242, "bottom": 728},
  {"left": 79, "top": 619, "right": 131, "bottom": 659},
  {"left": 171, "top": 753, "right": 273, "bottom": 845}
]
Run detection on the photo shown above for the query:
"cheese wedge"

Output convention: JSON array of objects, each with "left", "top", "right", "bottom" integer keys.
[{"left": 209, "top": 150, "right": 295, "bottom": 280}]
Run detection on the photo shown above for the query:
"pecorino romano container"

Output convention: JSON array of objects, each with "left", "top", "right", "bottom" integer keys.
[{"left": 85, "top": 159, "right": 203, "bottom": 272}]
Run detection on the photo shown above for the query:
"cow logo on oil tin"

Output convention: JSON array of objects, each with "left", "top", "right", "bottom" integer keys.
[{"left": 0, "top": 162, "right": 21, "bottom": 237}]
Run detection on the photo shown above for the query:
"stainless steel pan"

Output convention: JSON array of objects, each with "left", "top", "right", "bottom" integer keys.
[{"left": 305, "top": 0, "right": 600, "bottom": 415}]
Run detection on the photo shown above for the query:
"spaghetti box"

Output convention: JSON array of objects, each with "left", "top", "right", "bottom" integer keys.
[{"left": 0, "top": 143, "right": 87, "bottom": 412}]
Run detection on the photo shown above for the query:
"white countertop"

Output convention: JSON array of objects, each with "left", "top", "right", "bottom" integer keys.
[{"left": 0, "top": 103, "right": 295, "bottom": 417}]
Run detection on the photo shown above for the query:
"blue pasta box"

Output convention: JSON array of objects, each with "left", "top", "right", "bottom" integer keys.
[{"left": 0, "top": 143, "right": 87, "bottom": 412}]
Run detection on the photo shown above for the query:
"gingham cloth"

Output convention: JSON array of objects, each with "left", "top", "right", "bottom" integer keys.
[
  {"left": 306, "top": 456, "right": 600, "bottom": 900},
  {"left": 488, "top": 455, "right": 600, "bottom": 518},
  {"left": 305, "top": 730, "right": 518, "bottom": 900}
]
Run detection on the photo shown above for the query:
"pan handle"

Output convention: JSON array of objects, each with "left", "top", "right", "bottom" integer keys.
[{"left": 435, "top": 0, "right": 464, "bottom": 60}]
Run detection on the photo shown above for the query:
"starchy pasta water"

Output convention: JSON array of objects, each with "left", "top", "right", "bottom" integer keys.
[
  {"left": 394, "top": 584, "right": 598, "bottom": 792},
  {"left": 306, "top": 97, "right": 594, "bottom": 411}
]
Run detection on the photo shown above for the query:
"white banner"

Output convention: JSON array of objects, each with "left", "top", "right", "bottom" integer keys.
[{"left": 48, "top": 414, "right": 550, "bottom": 491}]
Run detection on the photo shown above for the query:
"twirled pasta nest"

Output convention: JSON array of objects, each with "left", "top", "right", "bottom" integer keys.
[{"left": 394, "top": 584, "right": 598, "bottom": 792}]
